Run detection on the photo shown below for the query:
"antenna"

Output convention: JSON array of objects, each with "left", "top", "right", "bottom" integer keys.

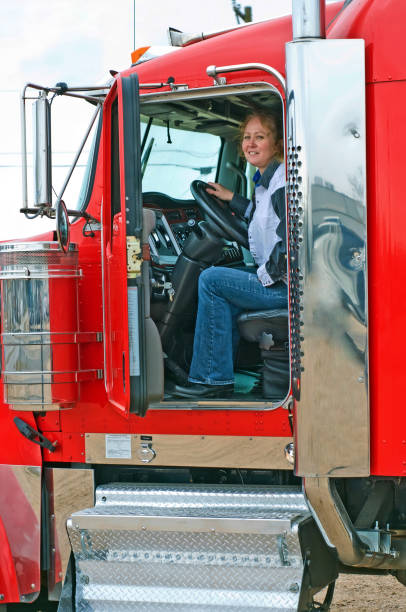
[
  {"left": 133, "top": 0, "right": 136, "bottom": 50},
  {"left": 231, "top": 1, "right": 253, "bottom": 24}
]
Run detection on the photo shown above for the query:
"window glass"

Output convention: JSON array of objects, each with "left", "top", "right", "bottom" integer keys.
[
  {"left": 75, "top": 114, "right": 101, "bottom": 210},
  {"left": 50, "top": 99, "right": 101, "bottom": 211},
  {"left": 141, "top": 121, "right": 221, "bottom": 199}
]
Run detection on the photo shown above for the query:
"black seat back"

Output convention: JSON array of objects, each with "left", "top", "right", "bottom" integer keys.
[{"left": 237, "top": 309, "right": 289, "bottom": 344}]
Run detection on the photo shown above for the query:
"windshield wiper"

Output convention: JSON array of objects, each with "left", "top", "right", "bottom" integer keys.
[
  {"left": 141, "top": 117, "right": 153, "bottom": 155},
  {"left": 141, "top": 137, "right": 155, "bottom": 178}
]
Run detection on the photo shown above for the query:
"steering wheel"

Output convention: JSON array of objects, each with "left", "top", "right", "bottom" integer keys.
[{"left": 190, "top": 180, "right": 249, "bottom": 248}]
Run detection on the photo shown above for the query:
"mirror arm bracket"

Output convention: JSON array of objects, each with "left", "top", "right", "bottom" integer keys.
[{"left": 19, "top": 206, "right": 99, "bottom": 224}]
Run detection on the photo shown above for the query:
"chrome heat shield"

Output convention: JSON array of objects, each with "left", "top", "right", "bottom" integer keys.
[
  {"left": 63, "top": 483, "right": 310, "bottom": 611},
  {"left": 286, "top": 38, "right": 368, "bottom": 477}
]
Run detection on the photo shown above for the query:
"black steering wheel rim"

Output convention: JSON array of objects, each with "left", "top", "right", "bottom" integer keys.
[{"left": 190, "top": 180, "right": 249, "bottom": 248}]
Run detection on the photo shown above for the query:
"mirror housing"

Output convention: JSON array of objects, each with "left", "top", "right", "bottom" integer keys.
[
  {"left": 32, "top": 91, "right": 52, "bottom": 206},
  {"left": 56, "top": 199, "right": 70, "bottom": 252}
]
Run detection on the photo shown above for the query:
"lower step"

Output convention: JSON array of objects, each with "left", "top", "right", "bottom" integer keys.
[{"left": 63, "top": 483, "right": 312, "bottom": 611}]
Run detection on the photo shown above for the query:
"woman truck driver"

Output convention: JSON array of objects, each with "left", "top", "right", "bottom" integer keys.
[{"left": 173, "top": 110, "right": 288, "bottom": 399}]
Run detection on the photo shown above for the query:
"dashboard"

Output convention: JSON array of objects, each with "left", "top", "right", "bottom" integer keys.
[
  {"left": 144, "top": 207, "right": 201, "bottom": 265},
  {"left": 143, "top": 191, "right": 244, "bottom": 269}
]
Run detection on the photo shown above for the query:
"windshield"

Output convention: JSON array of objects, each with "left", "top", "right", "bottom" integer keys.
[{"left": 141, "top": 120, "right": 222, "bottom": 199}]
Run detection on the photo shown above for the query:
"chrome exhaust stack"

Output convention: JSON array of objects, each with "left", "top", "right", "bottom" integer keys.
[{"left": 292, "top": 0, "right": 326, "bottom": 40}]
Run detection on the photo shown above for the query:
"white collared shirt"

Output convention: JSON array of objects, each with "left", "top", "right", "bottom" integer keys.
[{"left": 248, "top": 163, "right": 285, "bottom": 286}]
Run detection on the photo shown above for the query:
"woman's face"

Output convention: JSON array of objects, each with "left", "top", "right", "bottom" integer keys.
[{"left": 241, "top": 116, "right": 280, "bottom": 173}]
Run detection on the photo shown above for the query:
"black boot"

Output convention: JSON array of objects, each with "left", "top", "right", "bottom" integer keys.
[{"left": 167, "top": 382, "right": 234, "bottom": 399}]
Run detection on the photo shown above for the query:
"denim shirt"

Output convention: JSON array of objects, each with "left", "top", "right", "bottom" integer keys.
[{"left": 230, "top": 160, "right": 287, "bottom": 285}]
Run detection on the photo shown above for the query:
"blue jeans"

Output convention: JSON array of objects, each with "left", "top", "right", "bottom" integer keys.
[{"left": 188, "top": 266, "right": 288, "bottom": 385}]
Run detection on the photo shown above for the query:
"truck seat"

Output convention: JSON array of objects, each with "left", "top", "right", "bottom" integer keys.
[
  {"left": 237, "top": 309, "right": 290, "bottom": 400},
  {"left": 142, "top": 208, "right": 164, "bottom": 402}
]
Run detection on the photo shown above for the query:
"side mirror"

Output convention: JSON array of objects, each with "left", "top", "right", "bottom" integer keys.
[
  {"left": 32, "top": 91, "right": 52, "bottom": 206},
  {"left": 56, "top": 199, "right": 70, "bottom": 252}
]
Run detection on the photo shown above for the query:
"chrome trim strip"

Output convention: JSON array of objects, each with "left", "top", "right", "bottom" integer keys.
[
  {"left": 69, "top": 514, "right": 295, "bottom": 535},
  {"left": 1, "top": 331, "right": 102, "bottom": 345},
  {"left": 20, "top": 85, "right": 29, "bottom": 209},
  {"left": 0, "top": 242, "right": 77, "bottom": 253},
  {"left": 0, "top": 270, "right": 81, "bottom": 280},
  {"left": 149, "top": 400, "right": 281, "bottom": 411},
  {"left": 21, "top": 82, "right": 107, "bottom": 104},
  {"left": 140, "top": 82, "right": 280, "bottom": 105},
  {"left": 3, "top": 369, "right": 102, "bottom": 384}
]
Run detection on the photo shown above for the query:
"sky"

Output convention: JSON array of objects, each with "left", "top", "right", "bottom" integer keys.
[{"left": 0, "top": 0, "right": 294, "bottom": 240}]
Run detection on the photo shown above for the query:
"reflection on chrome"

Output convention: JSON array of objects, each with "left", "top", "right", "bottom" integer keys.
[
  {"left": 0, "top": 243, "right": 80, "bottom": 409},
  {"left": 0, "top": 465, "right": 41, "bottom": 601},
  {"left": 286, "top": 39, "right": 369, "bottom": 477}
]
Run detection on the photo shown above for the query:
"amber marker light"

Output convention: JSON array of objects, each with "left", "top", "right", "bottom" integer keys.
[{"left": 131, "top": 46, "right": 151, "bottom": 64}]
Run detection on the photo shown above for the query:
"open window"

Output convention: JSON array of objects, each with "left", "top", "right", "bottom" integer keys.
[{"left": 139, "top": 84, "right": 289, "bottom": 410}]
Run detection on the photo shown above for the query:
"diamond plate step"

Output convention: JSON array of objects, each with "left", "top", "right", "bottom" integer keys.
[{"left": 65, "top": 484, "right": 310, "bottom": 611}]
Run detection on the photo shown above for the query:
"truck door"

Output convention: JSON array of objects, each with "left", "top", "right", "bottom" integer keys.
[{"left": 102, "top": 73, "right": 162, "bottom": 417}]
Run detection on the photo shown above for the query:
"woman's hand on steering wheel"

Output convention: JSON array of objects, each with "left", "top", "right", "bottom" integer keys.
[
  {"left": 206, "top": 182, "right": 234, "bottom": 202},
  {"left": 190, "top": 180, "right": 249, "bottom": 248}
]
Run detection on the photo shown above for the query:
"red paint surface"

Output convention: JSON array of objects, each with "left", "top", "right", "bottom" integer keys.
[
  {"left": 0, "top": 411, "right": 42, "bottom": 467},
  {"left": 0, "top": 516, "right": 20, "bottom": 602},
  {"left": 331, "top": 0, "right": 406, "bottom": 474},
  {"left": 329, "top": 0, "right": 406, "bottom": 84}
]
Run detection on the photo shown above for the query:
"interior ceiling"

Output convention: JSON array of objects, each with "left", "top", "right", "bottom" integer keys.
[{"left": 140, "top": 91, "right": 282, "bottom": 139}]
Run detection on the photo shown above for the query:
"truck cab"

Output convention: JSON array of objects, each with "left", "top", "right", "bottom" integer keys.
[{"left": 1, "top": 1, "right": 406, "bottom": 610}]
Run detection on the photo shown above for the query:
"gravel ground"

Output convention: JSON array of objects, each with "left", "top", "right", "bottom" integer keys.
[{"left": 323, "top": 573, "right": 406, "bottom": 611}]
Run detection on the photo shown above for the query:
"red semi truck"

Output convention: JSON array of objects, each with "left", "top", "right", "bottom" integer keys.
[{"left": 1, "top": 0, "right": 406, "bottom": 609}]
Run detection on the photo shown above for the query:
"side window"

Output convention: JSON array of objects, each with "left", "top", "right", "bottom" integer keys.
[{"left": 141, "top": 121, "right": 221, "bottom": 199}]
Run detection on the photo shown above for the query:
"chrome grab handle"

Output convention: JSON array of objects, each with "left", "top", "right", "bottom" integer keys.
[{"left": 206, "top": 63, "right": 286, "bottom": 93}]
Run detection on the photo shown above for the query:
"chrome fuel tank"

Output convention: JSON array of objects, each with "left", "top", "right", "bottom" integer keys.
[{"left": 0, "top": 241, "right": 80, "bottom": 410}]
